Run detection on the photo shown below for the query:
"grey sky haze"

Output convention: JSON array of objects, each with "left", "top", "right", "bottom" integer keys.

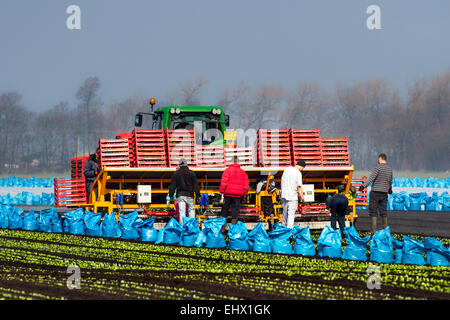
[{"left": 0, "top": 0, "right": 449, "bottom": 111}]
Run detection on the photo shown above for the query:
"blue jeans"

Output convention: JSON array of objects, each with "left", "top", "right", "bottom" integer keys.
[{"left": 177, "top": 196, "right": 195, "bottom": 224}]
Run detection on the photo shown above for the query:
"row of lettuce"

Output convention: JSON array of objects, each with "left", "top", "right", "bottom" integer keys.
[{"left": 0, "top": 204, "right": 448, "bottom": 267}]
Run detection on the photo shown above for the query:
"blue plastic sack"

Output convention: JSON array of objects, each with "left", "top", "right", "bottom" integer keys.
[
  {"left": 342, "top": 226, "right": 370, "bottom": 261},
  {"left": 317, "top": 225, "right": 342, "bottom": 258},
  {"left": 119, "top": 211, "right": 142, "bottom": 240},
  {"left": 179, "top": 217, "right": 200, "bottom": 247},
  {"left": 39, "top": 208, "right": 56, "bottom": 232},
  {"left": 370, "top": 226, "right": 394, "bottom": 263},
  {"left": 227, "top": 221, "right": 250, "bottom": 251},
  {"left": 269, "top": 223, "right": 293, "bottom": 254},
  {"left": 7, "top": 206, "right": 24, "bottom": 230},
  {"left": 203, "top": 217, "right": 227, "bottom": 249},
  {"left": 0, "top": 205, "right": 8, "bottom": 228},
  {"left": 137, "top": 217, "right": 158, "bottom": 242},
  {"left": 51, "top": 211, "right": 63, "bottom": 233},
  {"left": 247, "top": 222, "right": 271, "bottom": 253},
  {"left": 84, "top": 210, "right": 102, "bottom": 237},
  {"left": 392, "top": 238, "right": 403, "bottom": 264},
  {"left": 32, "top": 194, "right": 41, "bottom": 206},
  {"left": 392, "top": 193, "right": 406, "bottom": 211},
  {"left": 41, "top": 193, "right": 53, "bottom": 206},
  {"left": 407, "top": 193, "right": 427, "bottom": 211},
  {"left": 292, "top": 226, "right": 316, "bottom": 256},
  {"left": 156, "top": 217, "right": 182, "bottom": 244},
  {"left": 101, "top": 212, "right": 121, "bottom": 238},
  {"left": 424, "top": 238, "right": 450, "bottom": 267},
  {"left": 22, "top": 209, "right": 39, "bottom": 231},
  {"left": 422, "top": 196, "right": 437, "bottom": 211},
  {"left": 438, "top": 195, "right": 450, "bottom": 211},
  {"left": 401, "top": 236, "right": 425, "bottom": 265},
  {"left": 64, "top": 208, "right": 85, "bottom": 235}
]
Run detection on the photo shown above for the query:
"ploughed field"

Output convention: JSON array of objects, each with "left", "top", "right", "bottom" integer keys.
[{"left": 0, "top": 229, "right": 448, "bottom": 300}]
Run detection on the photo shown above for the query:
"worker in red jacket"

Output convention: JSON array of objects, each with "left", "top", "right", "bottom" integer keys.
[{"left": 219, "top": 156, "right": 249, "bottom": 228}]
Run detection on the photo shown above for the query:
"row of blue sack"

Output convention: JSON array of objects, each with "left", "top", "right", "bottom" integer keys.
[
  {"left": 0, "top": 176, "right": 55, "bottom": 188},
  {"left": 392, "top": 176, "right": 449, "bottom": 188},
  {"left": 388, "top": 191, "right": 450, "bottom": 211},
  {"left": 0, "top": 192, "right": 55, "bottom": 206},
  {"left": 0, "top": 204, "right": 448, "bottom": 267}
]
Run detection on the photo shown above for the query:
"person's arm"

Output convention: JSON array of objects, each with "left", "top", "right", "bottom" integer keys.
[
  {"left": 243, "top": 172, "right": 249, "bottom": 196},
  {"left": 83, "top": 161, "right": 95, "bottom": 179},
  {"left": 219, "top": 168, "right": 229, "bottom": 194},
  {"left": 192, "top": 172, "right": 201, "bottom": 197},
  {"left": 297, "top": 171, "right": 303, "bottom": 201},
  {"left": 168, "top": 173, "right": 177, "bottom": 198},
  {"left": 363, "top": 165, "right": 380, "bottom": 188}
]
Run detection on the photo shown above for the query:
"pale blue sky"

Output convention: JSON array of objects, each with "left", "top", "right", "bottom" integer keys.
[{"left": 0, "top": 0, "right": 449, "bottom": 110}]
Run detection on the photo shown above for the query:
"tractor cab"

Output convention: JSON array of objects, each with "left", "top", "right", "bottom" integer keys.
[{"left": 135, "top": 99, "right": 231, "bottom": 146}]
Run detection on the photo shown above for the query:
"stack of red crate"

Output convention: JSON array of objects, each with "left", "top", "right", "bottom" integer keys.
[
  {"left": 115, "top": 132, "right": 135, "bottom": 167},
  {"left": 132, "top": 129, "right": 167, "bottom": 167},
  {"left": 196, "top": 145, "right": 226, "bottom": 167},
  {"left": 98, "top": 138, "right": 130, "bottom": 168},
  {"left": 290, "top": 128, "right": 322, "bottom": 166},
  {"left": 54, "top": 177, "right": 86, "bottom": 206},
  {"left": 299, "top": 204, "right": 330, "bottom": 215},
  {"left": 166, "top": 129, "right": 196, "bottom": 167},
  {"left": 70, "top": 156, "right": 89, "bottom": 179},
  {"left": 320, "top": 137, "right": 350, "bottom": 166},
  {"left": 351, "top": 176, "right": 368, "bottom": 205},
  {"left": 225, "top": 147, "right": 255, "bottom": 167},
  {"left": 257, "top": 128, "right": 292, "bottom": 167}
]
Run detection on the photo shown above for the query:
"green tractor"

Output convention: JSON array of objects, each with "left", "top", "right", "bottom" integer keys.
[{"left": 135, "top": 98, "right": 231, "bottom": 146}]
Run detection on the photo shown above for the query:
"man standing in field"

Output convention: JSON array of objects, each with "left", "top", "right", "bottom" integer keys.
[
  {"left": 281, "top": 159, "right": 305, "bottom": 228},
  {"left": 219, "top": 156, "right": 249, "bottom": 227},
  {"left": 169, "top": 158, "right": 201, "bottom": 224},
  {"left": 359, "top": 153, "right": 393, "bottom": 234},
  {"left": 327, "top": 184, "right": 349, "bottom": 238}
]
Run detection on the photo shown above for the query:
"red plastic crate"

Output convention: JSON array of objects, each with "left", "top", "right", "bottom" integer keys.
[
  {"left": 166, "top": 129, "right": 196, "bottom": 167},
  {"left": 54, "top": 177, "right": 87, "bottom": 206},
  {"left": 257, "top": 128, "right": 292, "bottom": 167},
  {"left": 352, "top": 176, "right": 368, "bottom": 204},
  {"left": 290, "top": 128, "right": 323, "bottom": 166},
  {"left": 98, "top": 138, "right": 130, "bottom": 168},
  {"left": 195, "top": 145, "right": 226, "bottom": 168},
  {"left": 320, "top": 137, "right": 350, "bottom": 166},
  {"left": 132, "top": 129, "right": 167, "bottom": 167},
  {"left": 70, "top": 156, "right": 89, "bottom": 179}
]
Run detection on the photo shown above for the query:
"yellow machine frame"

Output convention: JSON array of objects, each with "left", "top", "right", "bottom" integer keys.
[{"left": 64, "top": 166, "right": 358, "bottom": 224}]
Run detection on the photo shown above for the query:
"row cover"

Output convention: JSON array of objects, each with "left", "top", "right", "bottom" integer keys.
[
  {"left": 1, "top": 205, "right": 448, "bottom": 267},
  {"left": 0, "top": 192, "right": 55, "bottom": 206},
  {"left": 391, "top": 176, "right": 450, "bottom": 189},
  {"left": 0, "top": 176, "right": 55, "bottom": 188}
]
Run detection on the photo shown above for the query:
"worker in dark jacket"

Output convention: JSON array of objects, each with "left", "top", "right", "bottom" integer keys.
[
  {"left": 327, "top": 184, "right": 349, "bottom": 238},
  {"left": 219, "top": 156, "right": 249, "bottom": 228},
  {"left": 169, "top": 158, "right": 201, "bottom": 223},
  {"left": 84, "top": 148, "right": 99, "bottom": 202},
  {"left": 359, "top": 153, "right": 393, "bottom": 234}
]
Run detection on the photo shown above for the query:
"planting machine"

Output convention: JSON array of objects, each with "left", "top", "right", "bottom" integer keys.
[{"left": 54, "top": 99, "right": 368, "bottom": 229}]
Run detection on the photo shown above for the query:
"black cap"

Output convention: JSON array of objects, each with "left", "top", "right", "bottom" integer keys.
[{"left": 296, "top": 159, "right": 306, "bottom": 167}]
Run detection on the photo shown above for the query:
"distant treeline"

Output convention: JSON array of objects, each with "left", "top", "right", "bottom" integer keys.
[{"left": 0, "top": 72, "right": 448, "bottom": 174}]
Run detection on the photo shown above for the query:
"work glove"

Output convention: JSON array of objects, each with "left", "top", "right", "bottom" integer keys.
[
  {"left": 358, "top": 185, "right": 365, "bottom": 192},
  {"left": 170, "top": 197, "right": 175, "bottom": 204}
]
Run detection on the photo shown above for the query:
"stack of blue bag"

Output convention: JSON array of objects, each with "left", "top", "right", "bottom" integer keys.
[
  {"left": 392, "top": 177, "right": 449, "bottom": 189},
  {"left": 0, "top": 176, "right": 55, "bottom": 188},
  {"left": 0, "top": 192, "right": 55, "bottom": 206},
  {"left": 388, "top": 191, "right": 450, "bottom": 211},
  {"left": 1, "top": 204, "right": 449, "bottom": 267}
]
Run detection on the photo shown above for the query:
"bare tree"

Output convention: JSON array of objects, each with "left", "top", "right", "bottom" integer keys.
[
  {"left": 76, "top": 76, "right": 102, "bottom": 154},
  {"left": 166, "top": 77, "right": 208, "bottom": 105}
]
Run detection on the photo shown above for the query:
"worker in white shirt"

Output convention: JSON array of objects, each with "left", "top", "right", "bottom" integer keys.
[{"left": 280, "top": 159, "right": 306, "bottom": 228}]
